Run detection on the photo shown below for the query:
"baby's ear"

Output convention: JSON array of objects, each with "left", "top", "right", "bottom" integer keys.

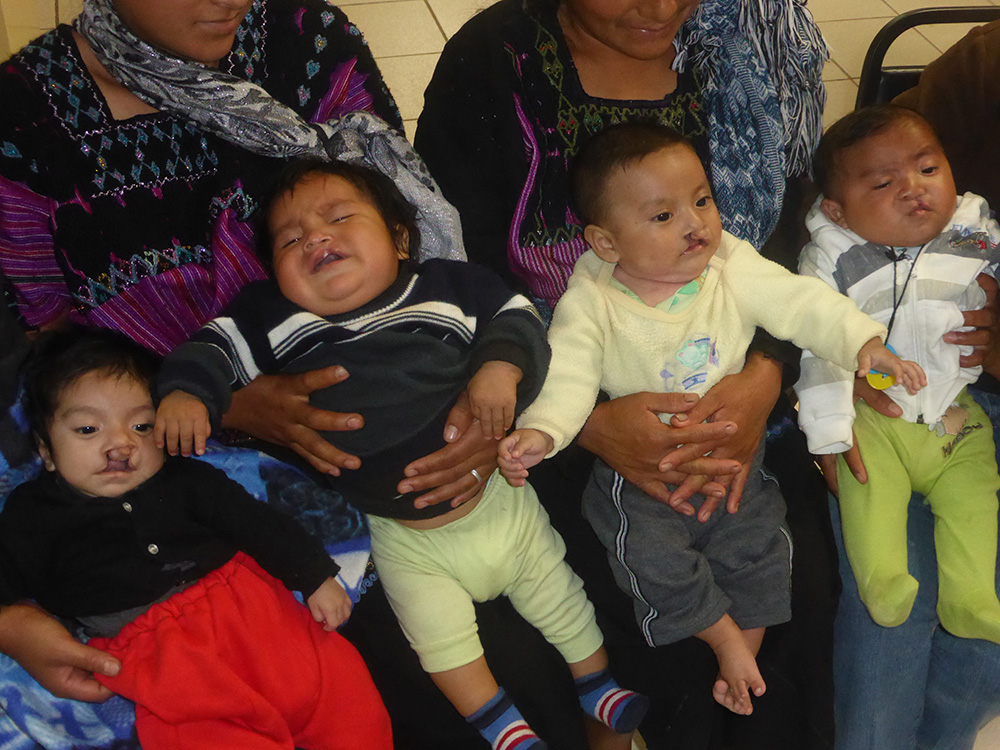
[
  {"left": 34, "top": 434, "right": 56, "bottom": 472},
  {"left": 393, "top": 225, "right": 410, "bottom": 260},
  {"left": 584, "top": 224, "right": 619, "bottom": 264},
  {"left": 820, "top": 197, "right": 849, "bottom": 229}
]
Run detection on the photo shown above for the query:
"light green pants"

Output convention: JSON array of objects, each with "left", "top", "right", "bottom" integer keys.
[
  {"left": 837, "top": 390, "right": 1000, "bottom": 642},
  {"left": 368, "top": 472, "right": 603, "bottom": 672}
]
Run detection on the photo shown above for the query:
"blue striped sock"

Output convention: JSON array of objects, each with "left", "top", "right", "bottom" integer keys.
[
  {"left": 575, "top": 669, "right": 649, "bottom": 733},
  {"left": 466, "top": 687, "right": 548, "bottom": 750}
]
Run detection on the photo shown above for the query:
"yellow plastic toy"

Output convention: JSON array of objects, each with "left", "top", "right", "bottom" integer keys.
[{"left": 866, "top": 371, "right": 894, "bottom": 390}]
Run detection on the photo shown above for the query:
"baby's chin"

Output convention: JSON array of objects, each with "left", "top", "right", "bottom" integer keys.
[
  {"left": 877, "top": 217, "right": 950, "bottom": 250},
  {"left": 77, "top": 475, "right": 145, "bottom": 498},
  {"left": 93, "top": 472, "right": 145, "bottom": 495}
]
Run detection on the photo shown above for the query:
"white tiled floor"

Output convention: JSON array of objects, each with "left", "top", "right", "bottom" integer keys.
[{"left": 2, "top": 0, "right": 1000, "bottom": 746}]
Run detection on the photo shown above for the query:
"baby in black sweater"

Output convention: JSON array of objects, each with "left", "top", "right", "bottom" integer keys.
[{"left": 0, "top": 329, "right": 390, "bottom": 749}]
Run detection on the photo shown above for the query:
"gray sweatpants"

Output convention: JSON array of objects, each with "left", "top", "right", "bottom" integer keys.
[{"left": 582, "top": 444, "right": 792, "bottom": 646}]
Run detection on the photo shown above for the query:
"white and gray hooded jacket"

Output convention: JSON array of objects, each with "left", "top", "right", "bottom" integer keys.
[{"left": 794, "top": 193, "right": 1000, "bottom": 454}]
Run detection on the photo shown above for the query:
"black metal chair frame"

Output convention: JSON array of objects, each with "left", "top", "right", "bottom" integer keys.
[{"left": 855, "top": 6, "right": 1000, "bottom": 107}]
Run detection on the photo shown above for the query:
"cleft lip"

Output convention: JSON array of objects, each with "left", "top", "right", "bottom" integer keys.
[
  {"left": 311, "top": 248, "right": 345, "bottom": 273},
  {"left": 104, "top": 458, "right": 131, "bottom": 473}
]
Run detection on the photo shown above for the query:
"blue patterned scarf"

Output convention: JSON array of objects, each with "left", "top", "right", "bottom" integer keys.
[{"left": 675, "top": 0, "right": 828, "bottom": 248}]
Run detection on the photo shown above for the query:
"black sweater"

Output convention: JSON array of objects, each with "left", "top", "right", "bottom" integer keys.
[
  {"left": 159, "top": 259, "right": 550, "bottom": 520},
  {"left": 0, "top": 457, "right": 338, "bottom": 618}
]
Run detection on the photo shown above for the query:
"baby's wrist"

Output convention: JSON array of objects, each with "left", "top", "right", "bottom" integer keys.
[{"left": 479, "top": 359, "right": 523, "bottom": 381}]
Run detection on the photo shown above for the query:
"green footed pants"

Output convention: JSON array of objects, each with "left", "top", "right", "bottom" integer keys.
[{"left": 837, "top": 390, "right": 1000, "bottom": 642}]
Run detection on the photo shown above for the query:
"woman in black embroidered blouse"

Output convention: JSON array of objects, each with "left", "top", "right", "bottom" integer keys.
[
  {"left": 0, "top": 3, "right": 504, "bottom": 749},
  {"left": 415, "top": 2, "right": 839, "bottom": 748}
]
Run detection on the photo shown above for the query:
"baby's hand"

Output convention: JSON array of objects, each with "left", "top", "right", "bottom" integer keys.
[
  {"left": 498, "top": 429, "right": 554, "bottom": 487},
  {"left": 155, "top": 391, "right": 211, "bottom": 457},
  {"left": 857, "top": 337, "right": 927, "bottom": 395},
  {"left": 307, "top": 577, "right": 352, "bottom": 631},
  {"left": 467, "top": 361, "right": 523, "bottom": 439}
]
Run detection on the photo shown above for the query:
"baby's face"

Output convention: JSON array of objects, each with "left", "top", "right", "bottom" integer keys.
[
  {"left": 269, "top": 174, "right": 406, "bottom": 316},
  {"left": 590, "top": 144, "right": 722, "bottom": 288},
  {"left": 40, "top": 371, "right": 164, "bottom": 498},
  {"left": 822, "top": 118, "right": 956, "bottom": 248}
]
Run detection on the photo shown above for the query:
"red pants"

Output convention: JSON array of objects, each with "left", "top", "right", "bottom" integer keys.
[{"left": 90, "top": 553, "right": 392, "bottom": 750}]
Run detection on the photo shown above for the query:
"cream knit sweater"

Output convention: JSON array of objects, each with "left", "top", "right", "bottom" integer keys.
[{"left": 519, "top": 231, "right": 885, "bottom": 454}]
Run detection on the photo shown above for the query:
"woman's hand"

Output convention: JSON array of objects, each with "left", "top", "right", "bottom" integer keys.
[
  {"left": 943, "top": 274, "right": 1000, "bottom": 375},
  {"left": 399, "top": 392, "right": 499, "bottom": 509},
  {"left": 659, "top": 352, "right": 783, "bottom": 519},
  {"left": 577, "top": 391, "right": 740, "bottom": 518},
  {"left": 222, "top": 366, "right": 363, "bottom": 476},
  {"left": 0, "top": 603, "right": 120, "bottom": 702}
]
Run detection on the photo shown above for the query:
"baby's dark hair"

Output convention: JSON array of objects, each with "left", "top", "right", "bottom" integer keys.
[
  {"left": 814, "top": 105, "right": 936, "bottom": 197},
  {"left": 24, "top": 327, "right": 159, "bottom": 445},
  {"left": 571, "top": 122, "right": 695, "bottom": 225},
  {"left": 261, "top": 157, "right": 421, "bottom": 264}
]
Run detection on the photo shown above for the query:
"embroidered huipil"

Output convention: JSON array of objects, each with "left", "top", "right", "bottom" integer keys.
[
  {"left": 0, "top": 0, "right": 400, "bottom": 355},
  {"left": 415, "top": 0, "right": 827, "bottom": 310}
]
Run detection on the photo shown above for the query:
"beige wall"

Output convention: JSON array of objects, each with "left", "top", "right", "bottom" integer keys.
[
  {"left": 1, "top": 0, "right": 82, "bottom": 56},
  {"left": 57, "top": 0, "right": 82, "bottom": 21},
  {"left": 0, "top": 5, "right": 8, "bottom": 60}
]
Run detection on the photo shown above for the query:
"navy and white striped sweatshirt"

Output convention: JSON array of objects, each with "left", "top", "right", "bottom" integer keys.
[{"left": 159, "top": 259, "right": 550, "bottom": 520}]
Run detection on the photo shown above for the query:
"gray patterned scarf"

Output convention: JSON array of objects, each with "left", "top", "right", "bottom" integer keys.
[{"left": 75, "top": 0, "right": 465, "bottom": 261}]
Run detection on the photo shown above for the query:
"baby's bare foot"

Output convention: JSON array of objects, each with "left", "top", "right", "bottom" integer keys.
[{"left": 711, "top": 635, "right": 765, "bottom": 715}]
